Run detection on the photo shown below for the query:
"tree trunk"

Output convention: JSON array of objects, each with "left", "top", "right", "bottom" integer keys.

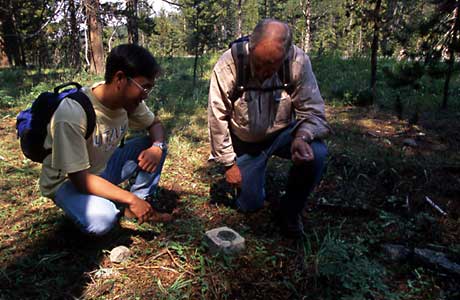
[
  {"left": 0, "top": 39, "right": 8, "bottom": 67},
  {"left": 84, "top": 21, "right": 91, "bottom": 69},
  {"left": 301, "top": 0, "right": 311, "bottom": 53},
  {"left": 0, "top": 0, "right": 25, "bottom": 66},
  {"left": 347, "top": 0, "right": 354, "bottom": 56},
  {"left": 126, "top": 0, "right": 139, "bottom": 44},
  {"left": 69, "top": 0, "right": 81, "bottom": 69},
  {"left": 85, "top": 0, "right": 104, "bottom": 75},
  {"left": 193, "top": 45, "right": 199, "bottom": 91},
  {"left": 237, "top": 0, "right": 243, "bottom": 37},
  {"left": 370, "top": 0, "right": 382, "bottom": 104},
  {"left": 442, "top": 4, "right": 460, "bottom": 109}
]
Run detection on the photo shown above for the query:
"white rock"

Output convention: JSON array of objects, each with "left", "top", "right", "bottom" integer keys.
[{"left": 109, "top": 246, "right": 131, "bottom": 263}]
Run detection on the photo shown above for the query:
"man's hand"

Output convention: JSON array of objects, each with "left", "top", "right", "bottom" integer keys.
[
  {"left": 126, "top": 195, "right": 172, "bottom": 224},
  {"left": 225, "top": 163, "right": 242, "bottom": 188},
  {"left": 291, "top": 137, "right": 314, "bottom": 165},
  {"left": 137, "top": 146, "right": 162, "bottom": 173},
  {"left": 127, "top": 195, "right": 155, "bottom": 224}
]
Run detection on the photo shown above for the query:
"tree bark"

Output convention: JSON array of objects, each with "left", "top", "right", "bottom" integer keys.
[
  {"left": 370, "top": 0, "right": 382, "bottom": 104},
  {"left": 69, "top": 0, "right": 81, "bottom": 69},
  {"left": 126, "top": 0, "right": 139, "bottom": 44},
  {"left": 85, "top": 0, "right": 104, "bottom": 75},
  {"left": 442, "top": 4, "right": 459, "bottom": 109}
]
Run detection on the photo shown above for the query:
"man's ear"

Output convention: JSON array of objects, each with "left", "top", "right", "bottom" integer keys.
[
  {"left": 114, "top": 70, "right": 126, "bottom": 82},
  {"left": 113, "top": 71, "right": 127, "bottom": 89}
]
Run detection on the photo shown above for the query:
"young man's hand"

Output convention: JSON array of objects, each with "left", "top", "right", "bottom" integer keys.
[
  {"left": 291, "top": 137, "right": 314, "bottom": 165},
  {"left": 127, "top": 195, "right": 172, "bottom": 224},
  {"left": 225, "top": 163, "right": 242, "bottom": 188},
  {"left": 137, "top": 146, "right": 162, "bottom": 173}
]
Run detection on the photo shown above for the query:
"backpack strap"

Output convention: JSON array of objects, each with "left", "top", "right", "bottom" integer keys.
[
  {"left": 229, "top": 39, "right": 250, "bottom": 103},
  {"left": 54, "top": 82, "right": 82, "bottom": 94},
  {"left": 66, "top": 91, "right": 96, "bottom": 139},
  {"left": 278, "top": 46, "right": 295, "bottom": 95}
]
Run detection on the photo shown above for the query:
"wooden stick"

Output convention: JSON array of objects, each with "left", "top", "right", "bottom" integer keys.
[{"left": 424, "top": 196, "right": 447, "bottom": 216}]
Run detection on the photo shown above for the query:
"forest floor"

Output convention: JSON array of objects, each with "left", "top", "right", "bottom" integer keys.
[{"left": 1, "top": 97, "right": 460, "bottom": 299}]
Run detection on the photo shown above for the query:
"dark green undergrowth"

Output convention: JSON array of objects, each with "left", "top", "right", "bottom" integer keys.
[
  {"left": 311, "top": 54, "right": 460, "bottom": 113},
  {"left": 1, "top": 55, "right": 459, "bottom": 299}
]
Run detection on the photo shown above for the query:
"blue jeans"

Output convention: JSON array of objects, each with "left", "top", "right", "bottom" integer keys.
[
  {"left": 54, "top": 137, "right": 166, "bottom": 236},
  {"left": 234, "top": 126, "right": 328, "bottom": 216}
]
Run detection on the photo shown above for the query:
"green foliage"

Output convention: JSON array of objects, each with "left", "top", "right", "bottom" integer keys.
[
  {"left": 306, "top": 226, "right": 397, "bottom": 300},
  {"left": 382, "top": 61, "right": 425, "bottom": 89},
  {"left": 179, "top": 0, "right": 223, "bottom": 53},
  {"left": 312, "top": 55, "right": 370, "bottom": 105},
  {"left": 311, "top": 54, "right": 460, "bottom": 111},
  {"left": 151, "top": 11, "right": 187, "bottom": 57}
]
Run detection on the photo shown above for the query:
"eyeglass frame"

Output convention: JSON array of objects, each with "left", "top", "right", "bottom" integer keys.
[{"left": 128, "top": 77, "right": 154, "bottom": 97}]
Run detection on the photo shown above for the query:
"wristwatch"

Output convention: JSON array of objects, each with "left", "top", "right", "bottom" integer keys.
[
  {"left": 152, "top": 142, "right": 167, "bottom": 151},
  {"left": 295, "top": 135, "right": 311, "bottom": 143}
]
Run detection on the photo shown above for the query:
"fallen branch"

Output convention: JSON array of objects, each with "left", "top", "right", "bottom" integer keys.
[
  {"left": 166, "top": 248, "right": 195, "bottom": 276},
  {"left": 135, "top": 265, "right": 179, "bottom": 273},
  {"left": 424, "top": 196, "right": 448, "bottom": 216},
  {"left": 144, "top": 249, "right": 168, "bottom": 264}
]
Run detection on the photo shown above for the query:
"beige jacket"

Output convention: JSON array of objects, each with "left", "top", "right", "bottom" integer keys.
[{"left": 208, "top": 44, "right": 330, "bottom": 166}]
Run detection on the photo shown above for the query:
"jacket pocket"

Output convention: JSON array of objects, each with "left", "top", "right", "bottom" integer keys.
[
  {"left": 274, "top": 94, "right": 293, "bottom": 125},
  {"left": 233, "top": 96, "right": 249, "bottom": 127}
]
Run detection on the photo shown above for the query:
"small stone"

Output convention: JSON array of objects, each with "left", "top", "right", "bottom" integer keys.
[
  {"left": 382, "top": 244, "right": 411, "bottom": 261},
  {"left": 109, "top": 246, "right": 131, "bottom": 263},
  {"left": 204, "top": 226, "right": 245, "bottom": 254},
  {"left": 403, "top": 138, "right": 417, "bottom": 147}
]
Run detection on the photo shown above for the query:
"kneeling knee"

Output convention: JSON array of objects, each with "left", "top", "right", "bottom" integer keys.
[{"left": 84, "top": 211, "right": 119, "bottom": 236}]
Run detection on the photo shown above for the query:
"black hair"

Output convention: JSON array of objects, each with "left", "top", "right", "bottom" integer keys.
[{"left": 104, "top": 44, "right": 161, "bottom": 83}]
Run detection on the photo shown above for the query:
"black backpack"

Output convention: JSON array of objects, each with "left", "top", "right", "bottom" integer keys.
[
  {"left": 16, "top": 82, "right": 96, "bottom": 162},
  {"left": 228, "top": 35, "right": 295, "bottom": 103}
]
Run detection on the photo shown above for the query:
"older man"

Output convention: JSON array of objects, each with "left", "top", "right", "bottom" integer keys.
[{"left": 208, "top": 19, "right": 330, "bottom": 238}]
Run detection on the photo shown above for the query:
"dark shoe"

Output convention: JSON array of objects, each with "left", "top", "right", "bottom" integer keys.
[{"left": 276, "top": 213, "right": 305, "bottom": 239}]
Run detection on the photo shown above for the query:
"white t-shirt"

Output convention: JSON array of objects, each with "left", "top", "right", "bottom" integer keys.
[{"left": 39, "top": 82, "right": 155, "bottom": 198}]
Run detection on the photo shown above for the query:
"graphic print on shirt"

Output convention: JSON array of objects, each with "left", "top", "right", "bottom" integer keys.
[{"left": 93, "top": 123, "right": 128, "bottom": 152}]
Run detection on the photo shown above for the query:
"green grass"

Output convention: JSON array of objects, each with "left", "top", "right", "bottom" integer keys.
[
  {"left": 1, "top": 55, "right": 459, "bottom": 299},
  {"left": 312, "top": 55, "right": 460, "bottom": 112}
]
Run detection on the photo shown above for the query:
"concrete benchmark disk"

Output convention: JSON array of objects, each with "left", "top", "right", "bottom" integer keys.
[{"left": 204, "top": 226, "right": 245, "bottom": 254}]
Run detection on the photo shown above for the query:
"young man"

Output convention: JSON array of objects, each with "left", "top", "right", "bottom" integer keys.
[
  {"left": 208, "top": 19, "right": 331, "bottom": 238},
  {"left": 40, "top": 44, "right": 171, "bottom": 236}
]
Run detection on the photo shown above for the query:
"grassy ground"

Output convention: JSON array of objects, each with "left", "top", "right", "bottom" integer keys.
[{"left": 0, "top": 56, "right": 459, "bottom": 300}]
